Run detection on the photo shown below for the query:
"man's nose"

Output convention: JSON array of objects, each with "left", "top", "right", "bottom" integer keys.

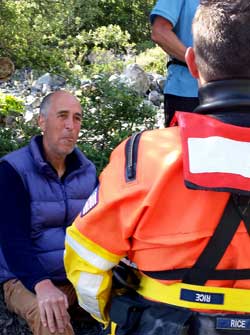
[{"left": 65, "top": 117, "right": 74, "bottom": 129}]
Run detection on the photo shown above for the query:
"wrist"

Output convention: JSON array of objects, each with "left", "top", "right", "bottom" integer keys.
[{"left": 34, "top": 279, "right": 53, "bottom": 293}]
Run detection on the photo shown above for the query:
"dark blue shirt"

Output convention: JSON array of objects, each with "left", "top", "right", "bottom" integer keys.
[{"left": 0, "top": 160, "right": 50, "bottom": 291}]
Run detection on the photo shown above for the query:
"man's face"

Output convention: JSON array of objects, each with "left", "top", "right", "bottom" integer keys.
[{"left": 39, "top": 92, "right": 82, "bottom": 160}]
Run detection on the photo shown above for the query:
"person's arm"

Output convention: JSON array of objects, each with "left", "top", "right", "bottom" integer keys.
[
  {"left": 151, "top": 16, "right": 187, "bottom": 62},
  {"left": 0, "top": 161, "right": 70, "bottom": 333},
  {"left": 64, "top": 139, "right": 146, "bottom": 325},
  {"left": 0, "top": 161, "right": 50, "bottom": 290}
]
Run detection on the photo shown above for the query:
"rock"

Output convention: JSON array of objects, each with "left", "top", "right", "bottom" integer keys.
[
  {"left": 148, "top": 90, "right": 162, "bottom": 107},
  {"left": 4, "top": 115, "right": 16, "bottom": 127},
  {"left": 0, "top": 319, "right": 5, "bottom": 326},
  {"left": 148, "top": 73, "right": 165, "bottom": 93},
  {"left": 156, "top": 76, "right": 165, "bottom": 92},
  {"left": 87, "top": 49, "right": 115, "bottom": 65},
  {"left": 32, "top": 73, "right": 66, "bottom": 91},
  {"left": 0, "top": 63, "right": 164, "bottom": 133},
  {"left": 5, "top": 318, "right": 13, "bottom": 327},
  {"left": 121, "top": 63, "right": 150, "bottom": 95},
  {"left": 108, "top": 73, "right": 120, "bottom": 83}
]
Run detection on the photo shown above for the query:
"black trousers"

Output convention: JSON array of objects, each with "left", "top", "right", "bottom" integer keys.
[{"left": 164, "top": 94, "right": 199, "bottom": 127}]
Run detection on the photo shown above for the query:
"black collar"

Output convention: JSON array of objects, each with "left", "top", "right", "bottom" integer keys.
[{"left": 194, "top": 79, "right": 250, "bottom": 127}]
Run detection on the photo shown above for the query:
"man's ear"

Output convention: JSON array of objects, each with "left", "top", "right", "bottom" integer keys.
[
  {"left": 38, "top": 114, "right": 45, "bottom": 133},
  {"left": 185, "top": 47, "right": 199, "bottom": 79}
]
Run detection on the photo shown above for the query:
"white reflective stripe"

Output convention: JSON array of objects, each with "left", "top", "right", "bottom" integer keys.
[
  {"left": 77, "top": 272, "right": 103, "bottom": 319},
  {"left": 65, "top": 234, "right": 116, "bottom": 271},
  {"left": 121, "top": 257, "right": 138, "bottom": 269},
  {"left": 188, "top": 136, "right": 250, "bottom": 178}
]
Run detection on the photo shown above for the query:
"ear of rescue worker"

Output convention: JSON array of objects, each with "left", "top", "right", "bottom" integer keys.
[{"left": 185, "top": 47, "right": 201, "bottom": 83}]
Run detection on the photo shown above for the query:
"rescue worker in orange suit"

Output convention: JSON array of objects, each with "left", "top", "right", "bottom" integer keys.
[{"left": 64, "top": 1, "right": 250, "bottom": 334}]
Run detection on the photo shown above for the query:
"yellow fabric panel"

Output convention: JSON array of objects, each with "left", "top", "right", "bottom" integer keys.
[
  {"left": 111, "top": 322, "right": 117, "bottom": 335},
  {"left": 64, "top": 240, "right": 110, "bottom": 324},
  {"left": 64, "top": 224, "right": 123, "bottom": 324},
  {"left": 67, "top": 223, "right": 122, "bottom": 265}
]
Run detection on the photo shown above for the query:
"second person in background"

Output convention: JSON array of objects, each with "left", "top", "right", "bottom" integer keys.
[{"left": 150, "top": 0, "right": 199, "bottom": 126}]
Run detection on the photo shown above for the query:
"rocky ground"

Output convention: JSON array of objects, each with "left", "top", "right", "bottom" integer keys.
[
  {"left": 0, "top": 66, "right": 165, "bottom": 129},
  {"left": 0, "top": 284, "right": 102, "bottom": 335}
]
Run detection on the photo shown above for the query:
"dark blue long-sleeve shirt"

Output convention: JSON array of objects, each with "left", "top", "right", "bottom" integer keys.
[{"left": 0, "top": 161, "right": 50, "bottom": 291}]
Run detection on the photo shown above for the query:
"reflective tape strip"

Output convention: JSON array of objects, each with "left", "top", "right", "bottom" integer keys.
[
  {"left": 111, "top": 322, "right": 117, "bottom": 335},
  {"left": 188, "top": 136, "right": 250, "bottom": 177},
  {"left": 137, "top": 275, "right": 250, "bottom": 313},
  {"left": 65, "top": 234, "right": 116, "bottom": 271},
  {"left": 77, "top": 272, "right": 103, "bottom": 319}
]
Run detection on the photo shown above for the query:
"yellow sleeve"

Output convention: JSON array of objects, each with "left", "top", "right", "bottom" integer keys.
[{"left": 64, "top": 223, "right": 122, "bottom": 325}]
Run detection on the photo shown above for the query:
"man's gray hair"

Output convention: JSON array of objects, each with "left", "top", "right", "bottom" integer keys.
[{"left": 39, "top": 92, "right": 54, "bottom": 118}]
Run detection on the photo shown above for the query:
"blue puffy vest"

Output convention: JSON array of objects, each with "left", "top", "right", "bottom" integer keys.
[{"left": 0, "top": 135, "right": 97, "bottom": 284}]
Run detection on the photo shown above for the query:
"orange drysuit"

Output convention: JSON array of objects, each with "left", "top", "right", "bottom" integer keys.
[{"left": 64, "top": 112, "right": 250, "bottom": 324}]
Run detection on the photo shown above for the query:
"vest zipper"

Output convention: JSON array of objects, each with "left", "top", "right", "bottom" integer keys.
[{"left": 60, "top": 181, "right": 68, "bottom": 227}]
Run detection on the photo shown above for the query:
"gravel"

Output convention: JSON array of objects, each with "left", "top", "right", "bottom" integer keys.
[{"left": 0, "top": 284, "right": 102, "bottom": 335}]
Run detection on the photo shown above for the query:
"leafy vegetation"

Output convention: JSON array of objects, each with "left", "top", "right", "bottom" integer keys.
[
  {"left": 0, "top": 94, "right": 40, "bottom": 157},
  {"left": 0, "top": 0, "right": 156, "bottom": 76},
  {"left": 0, "top": 0, "right": 163, "bottom": 172},
  {"left": 0, "top": 93, "right": 24, "bottom": 116},
  {"left": 135, "top": 46, "right": 167, "bottom": 76},
  {"left": 78, "top": 75, "right": 157, "bottom": 174}
]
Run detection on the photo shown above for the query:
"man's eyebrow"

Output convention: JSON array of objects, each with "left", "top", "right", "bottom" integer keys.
[
  {"left": 75, "top": 112, "right": 83, "bottom": 118},
  {"left": 56, "top": 110, "right": 69, "bottom": 114},
  {"left": 56, "top": 110, "right": 82, "bottom": 117}
]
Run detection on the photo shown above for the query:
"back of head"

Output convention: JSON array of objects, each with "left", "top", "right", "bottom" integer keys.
[{"left": 193, "top": 0, "right": 250, "bottom": 82}]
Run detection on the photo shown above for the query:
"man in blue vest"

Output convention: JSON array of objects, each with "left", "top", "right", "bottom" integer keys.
[
  {"left": 64, "top": 1, "right": 250, "bottom": 334},
  {"left": 150, "top": 0, "right": 199, "bottom": 126},
  {"left": 0, "top": 90, "right": 98, "bottom": 335}
]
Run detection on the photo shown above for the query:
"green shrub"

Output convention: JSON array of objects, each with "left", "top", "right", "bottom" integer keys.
[
  {"left": 63, "top": 25, "right": 134, "bottom": 77},
  {"left": 135, "top": 46, "right": 167, "bottom": 76},
  {"left": 0, "top": 124, "right": 39, "bottom": 157},
  {"left": 135, "top": 40, "right": 155, "bottom": 53},
  {"left": 90, "top": 25, "right": 134, "bottom": 54},
  {"left": 0, "top": 93, "right": 25, "bottom": 116},
  {"left": 0, "top": 94, "right": 40, "bottom": 157},
  {"left": 78, "top": 75, "right": 157, "bottom": 174},
  {"left": 1, "top": 0, "right": 155, "bottom": 76},
  {"left": 83, "top": 55, "right": 124, "bottom": 77}
]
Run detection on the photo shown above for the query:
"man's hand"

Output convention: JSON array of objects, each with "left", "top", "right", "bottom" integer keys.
[{"left": 34, "top": 279, "right": 70, "bottom": 333}]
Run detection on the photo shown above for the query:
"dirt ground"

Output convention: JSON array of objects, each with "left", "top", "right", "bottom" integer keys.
[{"left": 0, "top": 284, "right": 102, "bottom": 335}]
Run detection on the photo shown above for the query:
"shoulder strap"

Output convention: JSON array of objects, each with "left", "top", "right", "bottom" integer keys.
[
  {"left": 183, "top": 195, "right": 242, "bottom": 285},
  {"left": 143, "top": 195, "right": 248, "bottom": 284}
]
